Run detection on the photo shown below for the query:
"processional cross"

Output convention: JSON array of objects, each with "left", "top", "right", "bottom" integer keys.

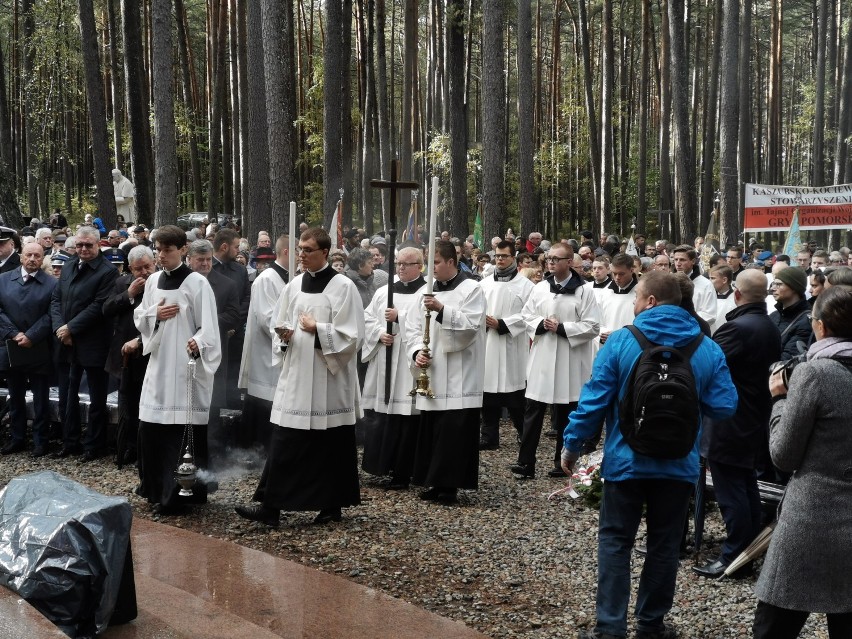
[{"left": 370, "top": 160, "right": 419, "bottom": 404}]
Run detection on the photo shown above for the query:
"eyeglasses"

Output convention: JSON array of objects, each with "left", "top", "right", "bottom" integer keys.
[
  {"left": 397, "top": 262, "right": 421, "bottom": 268},
  {"left": 494, "top": 254, "right": 512, "bottom": 260},
  {"left": 76, "top": 242, "right": 95, "bottom": 249},
  {"left": 546, "top": 256, "right": 571, "bottom": 264},
  {"left": 296, "top": 246, "right": 321, "bottom": 254}
]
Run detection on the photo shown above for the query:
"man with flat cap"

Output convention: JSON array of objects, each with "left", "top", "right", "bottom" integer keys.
[{"left": 0, "top": 227, "right": 21, "bottom": 274}]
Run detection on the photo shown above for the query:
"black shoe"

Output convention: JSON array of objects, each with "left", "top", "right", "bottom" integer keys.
[
  {"left": 510, "top": 463, "right": 535, "bottom": 479},
  {"left": 31, "top": 446, "right": 48, "bottom": 458},
  {"left": 419, "top": 487, "right": 442, "bottom": 501},
  {"left": 577, "top": 630, "right": 625, "bottom": 639},
  {"left": 80, "top": 449, "right": 105, "bottom": 463},
  {"left": 478, "top": 440, "right": 499, "bottom": 451},
  {"left": 434, "top": 489, "right": 458, "bottom": 505},
  {"left": 52, "top": 446, "right": 82, "bottom": 459},
  {"left": 152, "top": 503, "right": 187, "bottom": 516},
  {"left": 636, "top": 623, "right": 679, "bottom": 639},
  {"left": 547, "top": 467, "right": 567, "bottom": 478},
  {"left": 313, "top": 507, "right": 342, "bottom": 524},
  {"left": 691, "top": 559, "right": 727, "bottom": 579},
  {"left": 234, "top": 504, "right": 280, "bottom": 528},
  {"left": 387, "top": 477, "right": 409, "bottom": 490},
  {"left": 0, "top": 441, "right": 26, "bottom": 455}
]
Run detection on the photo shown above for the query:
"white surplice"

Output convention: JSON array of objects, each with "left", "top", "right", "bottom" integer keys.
[
  {"left": 405, "top": 273, "right": 486, "bottom": 412},
  {"left": 269, "top": 267, "right": 364, "bottom": 430},
  {"left": 690, "top": 273, "right": 718, "bottom": 327},
  {"left": 523, "top": 274, "right": 600, "bottom": 405},
  {"left": 598, "top": 278, "right": 638, "bottom": 335},
  {"left": 238, "top": 264, "right": 288, "bottom": 401},
  {"left": 361, "top": 277, "right": 424, "bottom": 415},
  {"left": 712, "top": 291, "right": 738, "bottom": 335},
  {"left": 480, "top": 272, "right": 535, "bottom": 394},
  {"left": 135, "top": 269, "right": 221, "bottom": 425}
]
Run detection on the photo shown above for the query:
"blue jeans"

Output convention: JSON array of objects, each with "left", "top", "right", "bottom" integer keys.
[{"left": 596, "top": 478, "right": 693, "bottom": 637}]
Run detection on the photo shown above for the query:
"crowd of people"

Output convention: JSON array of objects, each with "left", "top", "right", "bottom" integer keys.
[{"left": 1, "top": 215, "right": 851, "bottom": 639}]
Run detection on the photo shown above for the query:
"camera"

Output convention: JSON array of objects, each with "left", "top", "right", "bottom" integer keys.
[{"left": 768, "top": 351, "right": 806, "bottom": 387}]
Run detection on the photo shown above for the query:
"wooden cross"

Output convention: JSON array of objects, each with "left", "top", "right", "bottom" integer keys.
[{"left": 370, "top": 160, "right": 419, "bottom": 404}]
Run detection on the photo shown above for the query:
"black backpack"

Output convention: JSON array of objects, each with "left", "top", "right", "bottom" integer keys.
[{"left": 619, "top": 325, "right": 704, "bottom": 459}]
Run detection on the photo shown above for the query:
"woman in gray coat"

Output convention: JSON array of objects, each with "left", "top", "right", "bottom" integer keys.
[{"left": 754, "top": 285, "right": 852, "bottom": 638}]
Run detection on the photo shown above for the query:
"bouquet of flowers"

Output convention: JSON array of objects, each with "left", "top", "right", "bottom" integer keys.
[{"left": 548, "top": 450, "right": 603, "bottom": 508}]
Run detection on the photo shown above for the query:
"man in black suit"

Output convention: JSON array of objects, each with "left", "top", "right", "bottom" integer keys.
[
  {"left": 51, "top": 227, "right": 119, "bottom": 461},
  {"left": 0, "top": 242, "right": 57, "bottom": 457},
  {"left": 188, "top": 239, "right": 241, "bottom": 467},
  {"left": 212, "top": 228, "right": 250, "bottom": 409},
  {"left": 0, "top": 227, "right": 21, "bottom": 274},
  {"left": 103, "top": 244, "right": 156, "bottom": 467}
]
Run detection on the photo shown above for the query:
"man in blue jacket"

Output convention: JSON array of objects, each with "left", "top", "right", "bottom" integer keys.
[{"left": 561, "top": 271, "right": 737, "bottom": 639}]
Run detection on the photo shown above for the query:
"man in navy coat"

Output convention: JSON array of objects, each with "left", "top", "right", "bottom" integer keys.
[
  {"left": 695, "top": 268, "right": 783, "bottom": 578},
  {"left": 50, "top": 227, "right": 119, "bottom": 461},
  {"left": 0, "top": 242, "right": 57, "bottom": 456}
]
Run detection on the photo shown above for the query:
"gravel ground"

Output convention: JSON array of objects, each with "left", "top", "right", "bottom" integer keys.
[{"left": 0, "top": 421, "right": 830, "bottom": 639}]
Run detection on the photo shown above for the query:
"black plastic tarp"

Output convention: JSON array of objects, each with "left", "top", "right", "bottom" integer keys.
[{"left": 0, "top": 471, "right": 134, "bottom": 638}]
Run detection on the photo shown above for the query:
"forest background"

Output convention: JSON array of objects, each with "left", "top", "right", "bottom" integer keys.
[{"left": 1, "top": 0, "right": 851, "bottom": 250}]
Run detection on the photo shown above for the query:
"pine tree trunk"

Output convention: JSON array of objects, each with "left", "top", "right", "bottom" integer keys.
[
  {"left": 208, "top": 0, "right": 227, "bottom": 219},
  {"left": 517, "top": 0, "right": 536, "bottom": 236},
  {"left": 599, "top": 0, "right": 614, "bottom": 234},
  {"left": 700, "top": 0, "right": 722, "bottom": 235},
  {"left": 324, "top": 0, "right": 345, "bottom": 225},
  {"left": 636, "top": 0, "right": 650, "bottom": 236},
  {"left": 482, "top": 0, "right": 506, "bottom": 244},
  {"left": 398, "top": 0, "right": 417, "bottom": 201},
  {"left": 447, "top": 0, "right": 467, "bottom": 239},
  {"left": 0, "top": 35, "right": 22, "bottom": 226},
  {"left": 577, "top": 0, "right": 601, "bottom": 228},
  {"left": 107, "top": 0, "right": 123, "bottom": 171},
  {"left": 766, "top": 0, "right": 782, "bottom": 184},
  {"left": 375, "top": 0, "right": 391, "bottom": 222},
  {"left": 658, "top": 0, "right": 673, "bottom": 238},
  {"left": 737, "top": 0, "right": 752, "bottom": 228},
  {"left": 833, "top": 1, "right": 852, "bottom": 182},
  {"left": 229, "top": 0, "right": 242, "bottom": 221},
  {"left": 22, "top": 0, "right": 39, "bottom": 218},
  {"left": 719, "top": 0, "right": 740, "bottom": 247},
  {"left": 176, "top": 0, "right": 203, "bottom": 211},
  {"left": 244, "top": 0, "right": 271, "bottom": 238},
  {"left": 812, "top": 0, "right": 828, "bottom": 186},
  {"left": 262, "top": 0, "right": 297, "bottom": 235},
  {"left": 667, "top": 0, "right": 695, "bottom": 242},
  {"left": 121, "top": 0, "right": 154, "bottom": 225},
  {"left": 79, "top": 0, "right": 118, "bottom": 228}
]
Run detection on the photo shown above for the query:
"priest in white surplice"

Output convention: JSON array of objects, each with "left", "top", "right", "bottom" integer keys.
[
  {"left": 673, "top": 244, "right": 717, "bottom": 328},
  {"left": 406, "top": 240, "right": 486, "bottom": 504},
  {"left": 709, "top": 264, "right": 737, "bottom": 334},
  {"left": 597, "top": 253, "right": 640, "bottom": 346},
  {"left": 511, "top": 242, "right": 600, "bottom": 479},
  {"left": 236, "top": 228, "right": 363, "bottom": 527},
  {"left": 361, "top": 247, "right": 425, "bottom": 488},
  {"left": 134, "top": 225, "right": 221, "bottom": 514},
  {"left": 237, "top": 234, "right": 289, "bottom": 452},
  {"left": 478, "top": 240, "right": 534, "bottom": 450},
  {"left": 584, "top": 252, "right": 638, "bottom": 453}
]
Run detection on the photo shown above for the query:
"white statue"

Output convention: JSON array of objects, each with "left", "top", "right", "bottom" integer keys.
[{"left": 112, "top": 168, "right": 136, "bottom": 222}]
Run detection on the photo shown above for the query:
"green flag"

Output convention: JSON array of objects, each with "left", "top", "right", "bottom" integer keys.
[{"left": 474, "top": 209, "right": 483, "bottom": 249}]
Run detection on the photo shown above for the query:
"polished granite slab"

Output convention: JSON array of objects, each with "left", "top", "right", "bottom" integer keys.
[{"left": 95, "top": 518, "right": 489, "bottom": 639}]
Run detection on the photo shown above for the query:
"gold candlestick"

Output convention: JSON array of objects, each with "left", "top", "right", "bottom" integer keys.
[{"left": 411, "top": 307, "right": 435, "bottom": 398}]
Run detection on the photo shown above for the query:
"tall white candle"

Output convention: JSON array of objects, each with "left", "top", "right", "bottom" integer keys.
[
  {"left": 426, "top": 177, "right": 439, "bottom": 294},
  {"left": 289, "top": 201, "right": 297, "bottom": 277}
]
